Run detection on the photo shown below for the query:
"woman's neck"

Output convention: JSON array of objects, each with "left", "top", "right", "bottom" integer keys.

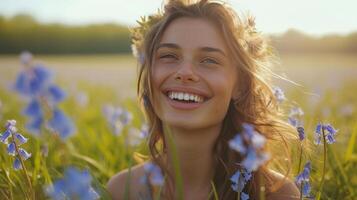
[{"left": 162, "top": 124, "right": 221, "bottom": 198}]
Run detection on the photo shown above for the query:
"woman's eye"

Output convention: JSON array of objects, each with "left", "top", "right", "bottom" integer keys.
[
  {"left": 159, "top": 54, "right": 177, "bottom": 60},
  {"left": 201, "top": 58, "right": 219, "bottom": 65}
]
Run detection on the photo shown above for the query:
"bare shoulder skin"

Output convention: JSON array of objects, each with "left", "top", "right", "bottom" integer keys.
[
  {"left": 266, "top": 170, "right": 301, "bottom": 200},
  {"left": 106, "top": 162, "right": 151, "bottom": 200}
]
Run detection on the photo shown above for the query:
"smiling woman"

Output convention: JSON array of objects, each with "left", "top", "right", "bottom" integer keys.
[{"left": 107, "top": 0, "right": 300, "bottom": 199}]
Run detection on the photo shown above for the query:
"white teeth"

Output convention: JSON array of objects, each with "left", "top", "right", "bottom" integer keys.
[
  {"left": 167, "top": 91, "right": 204, "bottom": 103},
  {"left": 178, "top": 93, "right": 183, "bottom": 100},
  {"left": 189, "top": 95, "right": 194, "bottom": 101},
  {"left": 184, "top": 93, "right": 189, "bottom": 101}
]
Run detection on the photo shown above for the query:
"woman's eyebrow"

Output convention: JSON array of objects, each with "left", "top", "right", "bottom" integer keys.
[
  {"left": 157, "top": 43, "right": 226, "bottom": 57},
  {"left": 199, "top": 46, "right": 226, "bottom": 57},
  {"left": 157, "top": 43, "right": 180, "bottom": 50}
]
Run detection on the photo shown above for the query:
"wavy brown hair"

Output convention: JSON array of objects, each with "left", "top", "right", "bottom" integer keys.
[{"left": 132, "top": 0, "right": 298, "bottom": 199}]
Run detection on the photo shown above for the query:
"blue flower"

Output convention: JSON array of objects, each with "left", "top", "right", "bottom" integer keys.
[
  {"left": 297, "top": 126, "right": 305, "bottom": 141},
  {"left": 142, "top": 162, "right": 164, "bottom": 186},
  {"left": 241, "top": 192, "right": 249, "bottom": 200},
  {"left": 302, "top": 181, "right": 311, "bottom": 197},
  {"left": 314, "top": 123, "right": 338, "bottom": 145},
  {"left": 15, "top": 133, "right": 28, "bottom": 145},
  {"left": 0, "top": 129, "right": 11, "bottom": 143},
  {"left": 18, "top": 148, "right": 31, "bottom": 160},
  {"left": 1, "top": 120, "right": 17, "bottom": 144},
  {"left": 295, "top": 162, "right": 311, "bottom": 184},
  {"left": 23, "top": 99, "right": 42, "bottom": 118},
  {"left": 273, "top": 86, "right": 286, "bottom": 103},
  {"left": 288, "top": 107, "right": 304, "bottom": 127},
  {"left": 47, "top": 85, "right": 66, "bottom": 104},
  {"left": 13, "top": 157, "right": 22, "bottom": 170},
  {"left": 7, "top": 142, "right": 16, "bottom": 156},
  {"left": 229, "top": 123, "right": 270, "bottom": 172},
  {"left": 14, "top": 65, "right": 52, "bottom": 97},
  {"left": 46, "top": 167, "right": 99, "bottom": 200},
  {"left": 295, "top": 162, "right": 312, "bottom": 198},
  {"left": 48, "top": 109, "right": 76, "bottom": 139},
  {"left": 1, "top": 120, "right": 31, "bottom": 170},
  {"left": 229, "top": 134, "right": 246, "bottom": 154},
  {"left": 230, "top": 168, "right": 252, "bottom": 193},
  {"left": 26, "top": 116, "right": 43, "bottom": 135},
  {"left": 13, "top": 54, "right": 74, "bottom": 139},
  {"left": 242, "top": 148, "right": 270, "bottom": 171},
  {"left": 102, "top": 104, "right": 133, "bottom": 135},
  {"left": 140, "top": 124, "right": 149, "bottom": 138}
]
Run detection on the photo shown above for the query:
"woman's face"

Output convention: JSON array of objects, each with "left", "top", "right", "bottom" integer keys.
[{"left": 151, "top": 17, "right": 238, "bottom": 131}]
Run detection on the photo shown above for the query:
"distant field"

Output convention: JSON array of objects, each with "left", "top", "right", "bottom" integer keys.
[{"left": 0, "top": 53, "right": 356, "bottom": 99}]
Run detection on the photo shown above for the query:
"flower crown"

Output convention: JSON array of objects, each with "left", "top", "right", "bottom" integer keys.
[{"left": 130, "top": 6, "right": 272, "bottom": 64}]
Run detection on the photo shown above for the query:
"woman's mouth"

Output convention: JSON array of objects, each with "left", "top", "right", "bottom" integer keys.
[
  {"left": 163, "top": 89, "right": 210, "bottom": 110},
  {"left": 166, "top": 91, "right": 204, "bottom": 103}
]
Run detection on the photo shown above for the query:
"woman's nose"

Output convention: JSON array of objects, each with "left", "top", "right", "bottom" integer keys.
[{"left": 174, "top": 61, "right": 200, "bottom": 83}]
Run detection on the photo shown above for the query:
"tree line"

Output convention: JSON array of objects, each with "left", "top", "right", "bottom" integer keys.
[{"left": 0, "top": 14, "right": 356, "bottom": 54}]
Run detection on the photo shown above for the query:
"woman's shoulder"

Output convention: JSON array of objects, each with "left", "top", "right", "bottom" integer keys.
[
  {"left": 106, "top": 161, "right": 151, "bottom": 200},
  {"left": 265, "top": 170, "right": 301, "bottom": 200}
]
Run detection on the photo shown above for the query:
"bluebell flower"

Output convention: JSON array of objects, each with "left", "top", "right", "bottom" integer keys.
[
  {"left": 297, "top": 126, "right": 305, "bottom": 141},
  {"left": 13, "top": 157, "right": 22, "bottom": 170},
  {"left": 15, "top": 133, "right": 28, "bottom": 145},
  {"left": 140, "top": 124, "right": 149, "bottom": 138},
  {"left": 46, "top": 167, "right": 99, "bottom": 200},
  {"left": 26, "top": 116, "right": 43, "bottom": 135},
  {"left": 7, "top": 142, "right": 16, "bottom": 156},
  {"left": 0, "top": 129, "right": 12, "bottom": 143},
  {"left": 229, "top": 134, "right": 246, "bottom": 154},
  {"left": 103, "top": 104, "right": 133, "bottom": 135},
  {"left": 18, "top": 148, "right": 32, "bottom": 160},
  {"left": 272, "top": 86, "right": 286, "bottom": 103},
  {"left": 47, "top": 85, "right": 66, "bottom": 104},
  {"left": 13, "top": 53, "right": 75, "bottom": 139},
  {"left": 242, "top": 148, "right": 270, "bottom": 171},
  {"left": 229, "top": 123, "right": 270, "bottom": 172},
  {"left": 295, "top": 162, "right": 311, "bottom": 184},
  {"left": 314, "top": 123, "right": 338, "bottom": 145},
  {"left": 241, "top": 192, "right": 249, "bottom": 200},
  {"left": 14, "top": 65, "right": 52, "bottom": 97},
  {"left": 1, "top": 120, "right": 17, "bottom": 144},
  {"left": 141, "top": 162, "right": 164, "bottom": 186},
  {"left": 288, "top": 107, "right": 304, "bottom": 127},
  {"left": 48, "top": 109, "right": 76, "bottom": 139},
  {"left": 1, "top": 120, "right": 31, "bottom": 170},
  {"left": 230, "top": 168, "right": 252, "bottom": 193},
  {"left": 302, "top": 181, "right": 311, "bottom": 197},
  {"left": 23, "top": 99, "right": 42, "bottom": 118},
  {"left": 295, "top": 162, "right": 312, "bottom": 197}
]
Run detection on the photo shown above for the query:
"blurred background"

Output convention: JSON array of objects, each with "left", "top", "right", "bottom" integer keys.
[
  {"left": 0, "top": 0, "right": 356, "bottom": 199},
  {"left": 0, "top": 0, "right": 356, "bottom": 98}
]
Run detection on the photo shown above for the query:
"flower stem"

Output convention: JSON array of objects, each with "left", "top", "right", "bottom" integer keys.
[
  {"left": 11, "top": 135, "right": 35, "bottom": 200},
  {"left": 316, "top": 128, "right": 327, "bottom": 200},
  {"left": 300, "top": 182, "right": 303, "bottom": 200},
  {"left": 297, "top": 143, "right": 303, "bottom": 174}
]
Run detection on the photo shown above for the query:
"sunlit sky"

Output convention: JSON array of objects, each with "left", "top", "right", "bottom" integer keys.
[{"left": 1, "top": 0, "right": 356, "bottom": 36}]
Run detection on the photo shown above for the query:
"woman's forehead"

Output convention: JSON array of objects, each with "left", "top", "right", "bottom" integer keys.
[{"left": 158, "top": 17, "right": 228, "bottom": 53}]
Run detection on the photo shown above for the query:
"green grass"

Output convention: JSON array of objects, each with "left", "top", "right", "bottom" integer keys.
[{"left": 0, "top": 54, "right": 356, "bottom": 199}]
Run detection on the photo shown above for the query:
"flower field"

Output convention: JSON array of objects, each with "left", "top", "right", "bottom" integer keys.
[{"left": 0, "top": 53, "right": 356, "bottom": 199}]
